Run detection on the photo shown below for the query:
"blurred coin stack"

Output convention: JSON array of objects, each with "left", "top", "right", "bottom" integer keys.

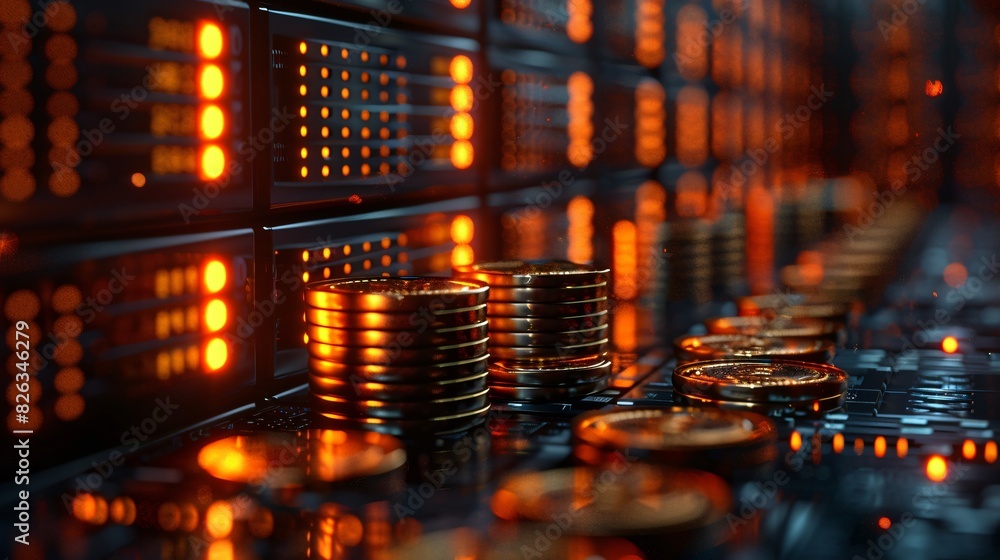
[
  {"left": 305, "top": 277, "right": 492, "bottom": 437},
  {"left": 454, "top": 260, "right": 613, "bottom": 401},
  {"left": 710, "top": 212, "right": 747, "bottom": 299},
  {"left": 664, "top": 218, "right": 712, "bottom": 304}
]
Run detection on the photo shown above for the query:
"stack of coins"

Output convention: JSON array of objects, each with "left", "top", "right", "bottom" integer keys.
[
  {"left": 710, "top": 212, "right": 747, "bottom": 299},
  {"left": 672, "top": 359, "right": 849, "bottom": 412},
  {"left": 305, "top": 277, "right": 492, "bottom": 437},
  {"left": 454, "top": 260, "right": 612, "bottom": 401},
  {"left": 664, "top": 219, "right": 713, "bottom": 304},
  {"left": 673, "top": 333, "right": 835, "bottom": 364},
  {"left": 703, "top": 315, "right": 840, "bottom": 340}
]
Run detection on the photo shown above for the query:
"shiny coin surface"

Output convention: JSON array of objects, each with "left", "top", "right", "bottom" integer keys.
[
  {"left": 488, "top": 338, "right": 609, "bottom": 361},
  {"left": 486, "top": 297, "right": 608, "bottom": 317},
  {"left": 306, "top": 320, "right": 488, "bottom": 346},
  {"left": 313, "top": 403, "right": 490, "bottom": 437},
  {"left": 736, "top": 295, "right": 849, "bottom": 321},
  {"left": 486, "top": 283, "right": 609, "bottom": 303},
  {"left": 492, "top": 465, "right": 731, "bottom": 536},
  {"left": 454, "top": 260, "right": 609, "bottom": 287},
  {"left": 487, "top": 324, "right": 608, "bottom": 347},
  {"left": 488, "top": 358, "right": 612, "bottom": 386},
  {"left": 308, "top": 354, "right": 489, "bottom": 382},
  {"left": 487, "top": 311, "right": 608, "bottom": 333},
  {"left": 704, "top": 315, "right": 840, "bottom": 339},
  {"left": 488, "top": 376, "right": 608, "bottom": 401},
  {"left": 305, "top": 277, "right": 488, "bottom": 311},
  {"left": 309, "top": 371, "right": 488, "bottom": 401},
  {"left": 305, "top": 304, "right": 486, "bottom": 330},
  {"left": 308, "top": 337, "right": 489, "bottom": 365},
  {"left": 312, "top": 388, "right": 490, "bottom": 419},
  {"left": 672, "top": 359, "right": 849, "bottom": 403},
  {"left": 673, "top": 334, "right": 834, "bottom": 364},
  {"left": 573, "top": 406, "right": 777, "bottom": 453}
]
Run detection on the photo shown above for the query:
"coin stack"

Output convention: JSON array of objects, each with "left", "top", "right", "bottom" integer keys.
[
  {"left": 453, "top": 260, "right": 613, "bottom": 401},
  {"left": 664, "top": 218, "right": 713, "bottom": 304},
  {"left": 710, "top": 212, "right": 747, "bottom": 299},
  {"left": 305, "top": 277, "right": 492, "bottom": 437},
  {"left": 673, "top": 333, "right": 835, "bottom": 365}
]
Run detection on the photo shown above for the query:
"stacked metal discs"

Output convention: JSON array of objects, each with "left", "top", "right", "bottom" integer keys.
[
  {"left": 710, "top": 212, "right": 746, "bottom": 299},
  {"left": 305, "top": 277, "right": 492, "bottom": 437},
  {"left": 453, "top": 260, "right": 612, "bottom": 401},
  {"left": 664, "top": 218, "right": 712, "bottom": 304}
]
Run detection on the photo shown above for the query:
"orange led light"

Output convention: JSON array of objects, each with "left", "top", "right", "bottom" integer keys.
[
  {"left": 874, "top": 436, "right": 887, "bottom": 458},
  {"left": 451, "top": 244, "right": 474, "bottom": 267},
  {"left": 199, "top": 105, "right": 225, "bottom": 140},
  {"left": 449, "top": 55, "right": 473, "bottom": 84},
  {"left": 789, "top": 431, "right": 802, "bottom": 451},
  {"left": 200, "top": 145, "right": 226, "bottom": 179},
  {"left": 942, "top": 336, "right": 959, "bottom": 354},
  {"left": 450, "top": 0, "right": 471, "bottom": 7},
  {"left": 450, "top": 215, "right": 475, "bottom": 244},
  {"left": 962, "top": 439, "right": 976, "bottom": 460},
  {"left": 197, "top": 22, "right": 224, "bottom": 59},
  {"left": 985, "top": 441, "right": 998, "bottom": 464},
  {"left": 878, "top": 517, "right": 891, "bottom": 530},
  {"left": 897, "top": 437, "right": 909, "bottom": 458},
  {"left": 204, "top": 299, "right": 227, "bottom": 332},
  {"left": 450, "top": 113, "right": 474, "bottom": 140},
  {"left": 205, "top": 501, "right": 234, "bottom": 538},
  {"left": 130, "top": 173, "right": 146, "bottom": 188},
  {"left": 203, "top": 260, "right": 227, "bottom": 293},
  {"left": 450, "top": 140, "right": 474, "bottom": 169},
  {"left": 198, "top": 64, "right": 224, "bottom": 100},
  {"left": 832, "top": 433, "right": 845, "bottom": 454},
  {"left": 204, "top": 338, "right": 228, "bottom": 372},
  {"left": 926, "top": 455, "right": 948, "bottom": 482},
  {"left": 450, "top": 85, "right": 474, "bottom": 112}
]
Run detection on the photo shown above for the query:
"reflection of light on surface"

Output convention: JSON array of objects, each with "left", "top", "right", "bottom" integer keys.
[
  {"left": 613, "top": 302, "right": 636, "bottom": 353},
  {"left": 198, "top": 436, "right": 267, "bottom": 482},
  {"left": 450, "top": 85, "right": 473, "bottom": 112},
  {"left": 450, "top": 113, "right": 474, "bottom": 140},
  {"left": 874, "top": 436, "right": 887, "bottom": 458},
  {"left": 832, "top": 433, "right": 844, "bottom": 454},
  {"left": 450, "top": 140, "right": 474, "bottom": 169},
  {"left": 942, "top": 336, "right": 959, "bottom": 354},
  {"left": 613, "top": 220, "right": 637, "bottom": 300},
  {"left": 200, "top": 145, "right": 226, "bottom": 179},
  {"left": 567, "top": 195, "right": 594, "bottom": 264},
  {"left": 878, "top": 517, "right": 892, "bottom": 530},
  {"left": 962, "top": 439, "right": 976, "bottom": 461},
  {"left": 635, "top": 79, "right": 666, "bottom": 166},
  {"left": 130, "top": 172, "right": 146, "bottom": 188},
  {"left": 206, "top": 501, "right": 234, "bottom": 539},
  {"left": 450, "top": 0, "right": 471, "bottom": 7},
  {"left": 897, "top": 437, "right": 909, "bottom": 458},
  {"left": 789, "top": 431, "right": 802, "bottom": 451},
  {"left": 200, "top": 104, "right": 225, "bottom": 139},
  {"left": 451, "top": 244, "right": 474, "bottom": 267}
]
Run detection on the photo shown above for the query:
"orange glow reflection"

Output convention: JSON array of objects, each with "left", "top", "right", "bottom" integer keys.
[
  {"left": 676, "top": 5, "right": 708, "bottom": 80},
  {"left": 566, "top": 0, "right": 593, "bottom": 44},
  {"left": 200, "top": 145, "right": 226, "bottom": 180},
  {"left": 205, "top": 501, "right": 234, "bottom": 539},
  {"left": 567, "top": 195, "right": 594, "bottom": 264},
  {"left": 613, "top": 220, "right": 637, "bottom": 300},
  {"left": 450, "top": 215, "right": 475, "bottom": 244},
  {"left": 676, "top": 86, "right": 709, "bottom": 166},
  {"left": 676, "top": 171, "right": 708, "bottom": 217},
  {"left": 745, "top": 185, "right": 775, "bottom": 294},
  {"left": 635, "top": 79, "right": 666, "bottom": 167},
  {"left": 943, "top": 264, "right": 968, "bottom": 288},
  {"left": 449, "top": 55, "right": 473, "bottom": 84},
  {"left": 567, "top": 72, "right": 594, "bottom": 167},
  {"left": 204, "top": 337, "right": 228, "bottom": 372},
  {"left": 613, "top": 302, "right": 636, "bottom": 353},
  {"left": 450, "top": 140, "right": 474, "bottom": 169},
  {"left": 635, "top": 0, "right": 665, "bottom": 68},
  {"left": 985, "top": 441, "right": 998, "bottom": 464},
  {"left": 200, "top": 104, "right": 225, "bottom": 140}
]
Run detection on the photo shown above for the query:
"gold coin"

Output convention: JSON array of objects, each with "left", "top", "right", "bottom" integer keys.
[
  {"left": 311, "top": 388, "right": 489, "bottom": 419},
  {"left": 488, "top": 358, "right": 612, "bottom": 386},
  {"left": 305, "top": 320, "right": 488, "bottom": 346},
  {"left": 305, "top": 277, "right": 488, "bottom": 311},
  {"left": 485, "top": 283, "right": 609, "bottom": 303},
  {"left": 488, "top": 338, "right": 609, "bottom": 361},
  {"left": 488, "top": 376, "right": 608, "bottom": 401},
  {"left": 305, "top": 303, "right": 486, "bottom": 329},
  {"left": 309, "top": 337, "right": 489, "bottom": 365},
  {"left": 309, "top": 371, "right": 488, "bottom": 401},
  {"left": 308, "top": 354, "right": 488, "bottom": 382},
  {"left": 487, "top": 310, "right": 608, "bottom": 332},
  {"left": 313, "top": 403, "right": 490, "bottom": 436},
  {"left": 486, "top": 297, "right": 608, "bottom": 317},
  {"left": 704, "top": 315, "right": 839, "bottom": 338},
  {"left": 454, "top": 259, "right": 609, "bottom": 287},
  {"left": 673, "top": 334, "right": 834, "bottom": 364},
  {"left": 487, "top": 324, "right": 608, "bottom": 347},
  {"left": 671, "top": 359, "right": 848, "bottom": 403}
]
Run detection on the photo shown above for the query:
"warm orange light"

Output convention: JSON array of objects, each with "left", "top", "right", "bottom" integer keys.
[
  {"left": 204, "top": 337, "right": 228, "bottom": 372},
  {"left": 925, "top": 79, "right": 944, "bottom": 97},
  {"left": 449, "top": 55, "right": 473, "bottom": 84},
  {"left": 942, "top": 336, "right": 959, "bottom": 354},
  {"left": 450, "top": 85, "right": 474, "bottom": 112},
  {"left": 790, "top": 431, "right": 802, "bottom": 452},
  {"left": 962, "top": 439, "right": 976, "bottom": 461},
  {"left": 450, "top": 215, "right": 475, "bottom": 244},
  {"left": 130, "top": 173, "right": 146, "bottom": 188},
  {"left": 450, "top": 113, "right": 474, "bottom": 140},
  {"left": 613, "top": 220, "right": 637, "bottom": 300},
  {"left": 567, "top": 71, "right": 594, "bottom": 167},
  {"left": 926, "top": 455, "right": 948, "bottom": 482},
  {"left": 878, "top": 517, "right": 892, "bottom": 530},
  {"left": 205, "top": 501, "right": 234, "bottom": 539},
  {"left": 943, "top": 263, "right": 967, "bottom": 288},
  {"left": 197, "top": 22, "right": 224, "bottom": 59},
  {"left": 676, "top": 86, "right": 709, "bottom": 166},
  {"left": 566, "top": 0, "right": 593, "bottom": 44},
  {"left": 854, "top": 438, "right": 864, "bottom": 456},
  {"left": 298, "top": 41, "right": 307, "bottom": 55},
  {"left": 676, "top": 171, "right": 708, "bottom": 217},
  {"left": 567, "top": 195, "right": 594, "bottom": 264},
  {"left": 198, "top": 64, "right": 224, "bottom": 100},
  {"left": 450, "top": 0, "right": 471, "bottom": 7},
  {"left": 200, "top": 145, "right": 226, "bottom": 179},
  {"left": 451, "top": 140, "right": 474, "bottom": 169},
  {"left": 204, "top": 299, "right": 227, "bottom": 332},
  {"left": 451, "top": 244, "right": 474, "bottom": 267},
  {"left": 985, "top": 441, "right": 998, "bottom": 464},
  {"left": 874, "top": 436, "right": 887, "bottom": 458},
  {"left": 199, "top": 105, "right": 225, "bottom": 140},
  {"left": 832, "top": 433, "right": 845, "bottom": 454},
  {"left": 634, "top": 0, "right": 665, "bottom": 68},
  {"left": 897, "top": 437, "right": 909, "bottom": 458}
]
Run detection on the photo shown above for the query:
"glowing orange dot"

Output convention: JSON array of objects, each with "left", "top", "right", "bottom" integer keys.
[
  {"left": 451, "top": 140, "right": 474, "bottom": 169},
  {"left": 204, "top": 299, "right": 227, "bottom": 332},
  {"left": 451, "top": 244, "right": 474, "bottom": 267},
  {"left": 789, "top": 431, "right": 802, "bottom": 451},
  {"left": 925, "top": 80, "right": 944, "bottom": 97},
  {"left": 200, "top": 145, "right": 226, "bottom": 179},
  {"left": 300, "top": 166, "right": 308, "bottom": 178},
  {"left": 204, "top": 338, "right": 228, "bottom": 372},
  {"left": 942, "top": 336, "right": 959, "bottom": 354},
  {"left": 985, "top": 441, "right": 998, "bottom": 464},
  {"left": 203, "top": 260, "right": 227, "bottom": 293},
  {"left": 943, "top": 263, "right": 968, "bottom": 288},
  {"left": 450, "top": 215, "right": 475, "bottom": 244},
  {"left": 299, "top": 42, "right": 307, "bottom": 55},
  {"left": 450, "top": 0, "right": 471, "bottom": 7},
  {"left": 198, "top": 22, "right": 224, "bottom": 59},
  {"left": 874, "top": 436, "right": 887, "bottom": 458},
  {"left": 205, "top": 501, "right": 234, "bottom": 538},
  {"left": 962, "top": 439, "right": 976, "bottom": 460},
  {"left": 199, "top": 105, "right": 225, "bottom": 139},
  {"left": 897, "top": 437, "right": 909, "bottom": 458},
  {"left": 131, "top": 173, "right": 146, "bottom": 188},
  {"left": 450, "top": 85, "right": 474, "bottom": 112},
  {"left": 198, "top": 64, "right": 224, "bottom": 100},
  {"left": 878, "top": 517, "right": 891, "bottom": 530},
  {"left": 926, "top": 455, "right": 948, "bottom": 482},
  {"left": 450, "top": 113, "right": 474, "bottom": 140},
  {"left": 449, "top": 55, "right": 473, "bottom": 84}
]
